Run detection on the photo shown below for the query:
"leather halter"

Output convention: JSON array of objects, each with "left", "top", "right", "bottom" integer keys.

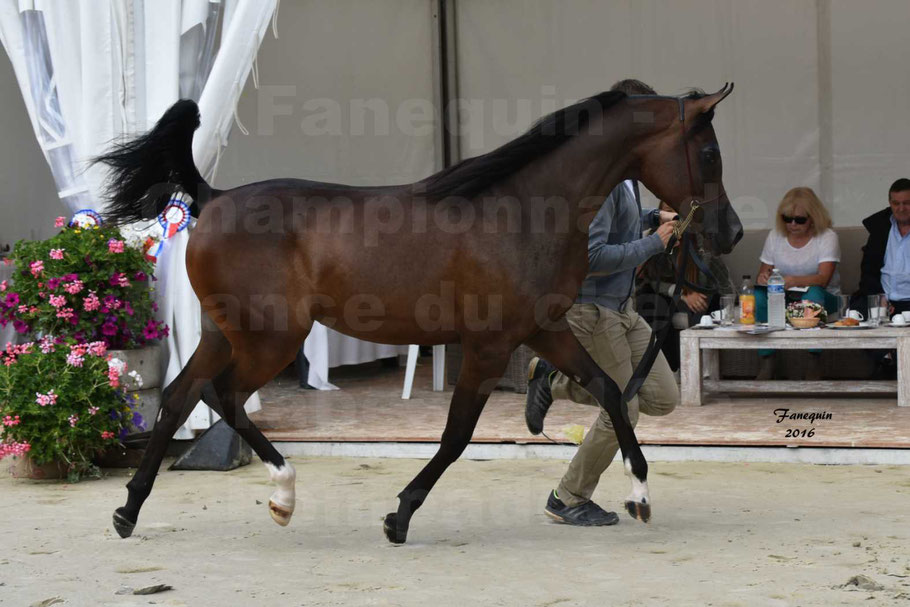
[{"left": 672, "top": 96, "right": 724, "bottom": 241}]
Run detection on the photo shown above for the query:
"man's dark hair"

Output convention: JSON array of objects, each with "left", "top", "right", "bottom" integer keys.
[
  {"left": 888, "top": 178, "right": 910, "bottom": 197},
  {"left": 610, "top": 79, "right": 656, "bottom": 96}
]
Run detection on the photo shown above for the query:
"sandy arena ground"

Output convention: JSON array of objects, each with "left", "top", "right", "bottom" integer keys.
[{"left": 0, "top": 457, "right": 908, "bottom": 607}]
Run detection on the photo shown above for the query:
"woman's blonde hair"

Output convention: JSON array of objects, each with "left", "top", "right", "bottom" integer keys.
[{"left": 775, "top": 187, "right": 832, "bottom": 236}]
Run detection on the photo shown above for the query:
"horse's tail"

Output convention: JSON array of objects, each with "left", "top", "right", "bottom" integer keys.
[{"left": 95, "top": 99, "right": 211, "bottom": 226}]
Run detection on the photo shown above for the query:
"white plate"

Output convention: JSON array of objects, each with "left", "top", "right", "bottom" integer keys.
[
  {"left": 884, "top": 322, "right": 910, "bottom": 328},
  {"left": 829, "top": 323, "right": 873, "bottom": 330}
]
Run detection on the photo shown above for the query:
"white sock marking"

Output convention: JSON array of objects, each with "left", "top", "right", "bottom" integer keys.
[
  {"left": 624, "top": 458, "right": 650, "bottom": 505},
  {"left": 265, "top": 462, "right": 297, "bottom": 511}
]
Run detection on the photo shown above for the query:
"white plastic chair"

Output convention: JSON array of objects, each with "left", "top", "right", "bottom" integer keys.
[{"left": 401, "top": 345, "right": 445, "bottom": 399}]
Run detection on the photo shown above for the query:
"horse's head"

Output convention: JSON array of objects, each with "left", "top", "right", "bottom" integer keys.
[{"left": 632, "top": 85, "right": 743, "bottom": 255}]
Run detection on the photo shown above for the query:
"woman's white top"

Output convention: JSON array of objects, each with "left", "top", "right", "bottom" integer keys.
[{"left": 759, "top": 228, "right": 841, "bottom": 294}]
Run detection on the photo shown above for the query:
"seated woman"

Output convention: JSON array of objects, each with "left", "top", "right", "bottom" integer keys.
[
  {"left": 636, "top": 203, "right": 731, "bottom": 372},
  {"left": 755, "top": 187, "right": 841, "bottom": 380}
]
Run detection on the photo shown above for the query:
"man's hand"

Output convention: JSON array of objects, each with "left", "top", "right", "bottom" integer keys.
[
  {"left": 682, "top": 290, "right": 709, "bottom": 313},
  {"left": 658, "top": 210, "right": 679, "bottom": 224},
  {"left": 756, "top": 267, "right": 772, "bottom": 286},
  {"left": 783, "top": 275, "right": 798, "bottom": 289},
  {"left": 655, "top": 221, "right": 678, "bottom": 247}
]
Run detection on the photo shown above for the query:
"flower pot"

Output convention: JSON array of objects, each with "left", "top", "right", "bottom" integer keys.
[
  {"left": 8, "top": 455, "right": 68, "bottom": 480},
  {"left": 108, "top": 345, "right": 164, "bottom": 391}
]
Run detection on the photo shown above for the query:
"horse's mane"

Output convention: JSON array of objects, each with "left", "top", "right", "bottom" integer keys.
[{"left": 422, "top": 90, "right": 626, "bottom": 200}]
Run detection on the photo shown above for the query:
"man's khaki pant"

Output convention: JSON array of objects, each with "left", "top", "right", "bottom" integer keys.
[{"left": 550, "top": 303, "right": 679, "bottom": 507}]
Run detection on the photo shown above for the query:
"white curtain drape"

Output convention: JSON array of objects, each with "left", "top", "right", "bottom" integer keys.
[{"left": 0, "top": 0, "right": 277, "bottom": 438}]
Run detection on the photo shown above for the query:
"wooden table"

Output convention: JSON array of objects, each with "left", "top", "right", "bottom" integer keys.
[{"left": 679, "top": 325, "right": 910, "bottom": 407}]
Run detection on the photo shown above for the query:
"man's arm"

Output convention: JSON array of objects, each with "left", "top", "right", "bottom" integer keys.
[{"left": 587, "top": 193, "right": 665, "bottom": 276}]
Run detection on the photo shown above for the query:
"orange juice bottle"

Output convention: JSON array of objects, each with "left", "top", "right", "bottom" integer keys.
[{"left": 739, "top": 275, "right": 755, "bottom": 324}]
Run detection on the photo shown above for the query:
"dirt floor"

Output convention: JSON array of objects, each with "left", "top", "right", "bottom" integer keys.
[{"left": 1, "top": 457, "right": 908, "bottom": 607}]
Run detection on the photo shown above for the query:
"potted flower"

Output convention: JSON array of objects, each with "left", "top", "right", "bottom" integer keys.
[
  {"left": 0, "top": 217, "right": 167, "bottom": 349},
  {"left": 0, "top": 338, "right": 145, "bottom": 481},
  {"left": 0, "top": 217, "right": 167, "bottom": 432}
]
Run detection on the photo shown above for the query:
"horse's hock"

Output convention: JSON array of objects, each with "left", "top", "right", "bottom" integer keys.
[
  {"left": 445, "top": 344, "right": 535, "bottom": 393},
  {"left": 108, "top": 345, "right": 164, "bottom": 430}
]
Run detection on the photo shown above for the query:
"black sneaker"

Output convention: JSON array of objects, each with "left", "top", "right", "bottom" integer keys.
[
  {"left": 544, "top": 490, "right": 619, "bottom": 526},
  {"left": 525, "top": 357, "right": 556, "bottom": 435}
]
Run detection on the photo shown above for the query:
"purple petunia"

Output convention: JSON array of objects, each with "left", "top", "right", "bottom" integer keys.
[
  {"left": 101, "top": 322, "right": 118, "bottom": 336},
  {"left": 46, "top": 277, "right": 62, "bottom": 290},
  {"left": 13, "top": 319, "right": 29, "bottom": 334},
  {"left": 4, "top": 292, "right": 19, "bottom": 308}
]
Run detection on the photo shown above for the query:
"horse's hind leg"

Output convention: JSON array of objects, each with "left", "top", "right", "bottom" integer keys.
[
  {"left": 205, "top": 334, "right": 302, "bottom": 527},
  {"left": 113, "top": 316, "right": 231, "bottom": 538},
  {"left": 524, "top": 323, "right": 651, "bottom": 523},
  {"left": 383, "top": 342, "right": 511, "bottom": 544}
]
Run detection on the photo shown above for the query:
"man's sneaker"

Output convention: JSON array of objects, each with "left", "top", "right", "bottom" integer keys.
[
  {"left": 525, "top": 357, "right": 556, "bottom": 435},
  {"left": 543, "top": 490, "right": 619, "bottom": 526}
]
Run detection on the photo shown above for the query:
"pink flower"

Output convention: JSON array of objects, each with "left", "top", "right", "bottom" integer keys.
[
  {"left": 54, "top": 216, "right": 65, "bottom": 228},
  {"left": 29, "top": 306, "right": 38, "bottom": 314},
  {"left": 2, "top": 415, "right": 20, "bottom": 427},
  {"left": 39, "top": 335, "right": 56, "bottom": 353},
  {"left": 68, "top": 414, "right": 79, "bottom": 427},
  {"left": 66, "top": 351, "right": 84, "bottom": 367},
  {"left": 109, "top": 273, "right": 130, "bottom": 288},
  {"left": 0, "top": 441, "right": 31, "bottom": 460},
  {"left": 88, "top": 406, "right": 99, "bottom": 415},
  {"left": 63, "top": 280, "right": 84, "bottom": 295},
  {"left": 35, "top": 390, "right": 58, "bottom": 406},
  {"left": 87, "top": 341, "right": 107, "bottom": 357},
  {"left": 83, "top": 292, "right": 101, "bottom": 312},
  {"left": 107, "top": 239, "right": 125, "bottom": 253},
  {"left": 101, "top": 431, "right": 115, "bottom": 440},
  {"left": 29, "top": 260, "right": 44, "bottom": 277},
  {"left": 0, "top": 280, "right": 6, "bottom": 292},
  {"left": 142, "top": 320, "right": 160, "bottom": 341},
  {"left": 17, "top": 305, "right": 27, "bottom": 314},
  {"left": 49, "top": 248, "right": 64, "bottom": 260},
  {"left": 108, "top": 367, "right": 120, "bottom": 388},
  {"left": 56, "top": 307, "right": 75, "bottom": 320},
  {"left": 49, "top": 294, "right": 67, "bottom": 308}
]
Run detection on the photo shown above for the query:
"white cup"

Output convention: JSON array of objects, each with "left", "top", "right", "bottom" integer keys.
[
  {"left": 893, "top": 314, "right": 908, "bottom": 326},
  {"left": 710, "top": 310, "right": 724, "bottom": 322},
  {"left": 847, "top": 309, "right": 864, "bottom": 321},
  {"left": 699, "top": 315, "right": 714, "bottom": 327},
  {"left": 903, "top": 311, "right": 910, "bottom": 323}
]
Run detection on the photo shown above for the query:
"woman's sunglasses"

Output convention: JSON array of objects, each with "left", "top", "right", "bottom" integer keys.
[{"left": 782, "top": 215, "right": 808, "bottom": 225}]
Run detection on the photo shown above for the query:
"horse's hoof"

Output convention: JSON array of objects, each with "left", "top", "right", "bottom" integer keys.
[
  {"left": 269, "top": 500, "right": 294, "bottom": 527},
  {"left": 624, "top": 500, "right": 651, "bottom": 523},
  {"left": 383, "top": 513, "right": 407, "bottom": 544},
  {"left": 112, "top": 508, "right": 136, "bottom": 538}
]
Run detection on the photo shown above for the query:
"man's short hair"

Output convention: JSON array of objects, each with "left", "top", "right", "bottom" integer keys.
[
  {"left": 610, "top": 79, "right": 656, "bottom": 96},
  {"left": 889, "top": 178, "right": 910, "bottom": 197}
]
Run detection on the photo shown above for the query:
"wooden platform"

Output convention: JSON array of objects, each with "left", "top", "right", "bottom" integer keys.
[{"left": 250, "top": 359, "right": 910, "bottom": 449}]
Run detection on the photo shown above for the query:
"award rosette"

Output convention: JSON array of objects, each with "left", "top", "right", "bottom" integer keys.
[
  {"left": 150, "top": 198, "right": 192, "bottom": 260},
  {"left": 68, "top": 209, "right": 103, "bottom": 228}
]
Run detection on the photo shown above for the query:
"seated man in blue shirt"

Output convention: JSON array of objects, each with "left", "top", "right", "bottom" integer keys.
[
  {"left": 853, "top": 178, "right": 910, "bottom": 378},
  {"left": 524, "top": 79, "right": 680, "bottom": 527},
  {"left": 855, "top": 178, "right": 910, "bottom": 314}
]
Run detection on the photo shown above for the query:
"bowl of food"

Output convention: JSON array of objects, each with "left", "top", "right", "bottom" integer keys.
[{"left": 786, "top": 300, "right": 826, "bottom": 329}]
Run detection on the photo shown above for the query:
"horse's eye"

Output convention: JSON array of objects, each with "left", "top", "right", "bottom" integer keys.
[{"left": 702, "top": 150, "right": 717, "bottom": 164}]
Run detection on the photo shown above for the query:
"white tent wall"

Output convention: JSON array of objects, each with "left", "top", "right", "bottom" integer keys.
[
  {"left": 218, "top": 0, "right": 437, "bottom": 188},
  {"left": 454, "top": 0, "right": 822, "bottom": 231},
  {"left": 830, "top": 0, "right": 910, "bottom": 226},
  {"left": 0, "top": 53, "right": 59, "bottom": 245}
]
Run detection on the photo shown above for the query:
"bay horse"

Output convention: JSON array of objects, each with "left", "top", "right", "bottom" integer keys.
[{"left": 97, "top": 84, "right": 742, "bottom": 544}]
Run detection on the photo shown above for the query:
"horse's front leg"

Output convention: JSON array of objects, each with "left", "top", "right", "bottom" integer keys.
[
  {"left": 383, "top": 343, "right": 511, "bottom": 543},
  {"left": 525, "top": 324, "right": 651, "bottom": 522}
]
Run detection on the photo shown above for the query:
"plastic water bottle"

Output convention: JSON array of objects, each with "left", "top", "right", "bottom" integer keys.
[{"left": 767, "top": 268, "right": 786, "bottom": 329}]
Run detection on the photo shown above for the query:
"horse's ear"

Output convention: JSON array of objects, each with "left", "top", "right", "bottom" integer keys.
[{"left": 694, "top": 83, "right": 734, "bottom": 115}]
